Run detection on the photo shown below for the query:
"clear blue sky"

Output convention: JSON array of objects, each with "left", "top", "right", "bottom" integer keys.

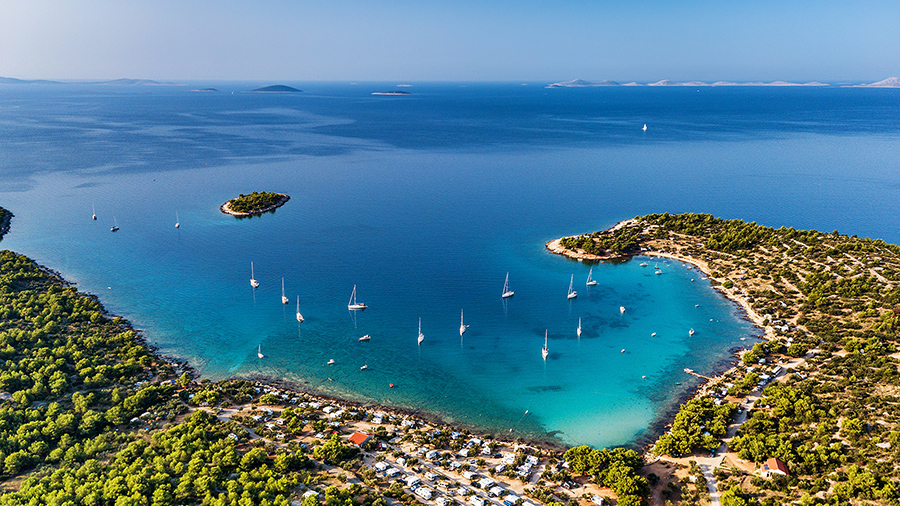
[{"left": 2, "top": 0, "right": 898, "bottom": 82}]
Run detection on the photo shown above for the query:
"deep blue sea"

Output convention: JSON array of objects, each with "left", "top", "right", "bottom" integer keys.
[{"left": 1, "top": 82, "right": 899, "bottom": 448}]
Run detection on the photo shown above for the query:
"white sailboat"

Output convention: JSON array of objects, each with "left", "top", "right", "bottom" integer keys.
[
  {"left": 360, "top": 364, "right": 368, "bottom": 371},
  {"left": 620, "top": 306, "right": 626, "bottom": 314},
  {"left": 175, "top": 212, "right": 180, "bottom": 229},
  {"left": 250, "top": 262, "right": 259, "bottom": 288},
  {"left": 459, "top": 309, "right": 469, "bottom": 336},
  {"left": 567, "top": 274, "right": 577, "bottom": 299},
  {"left": 281, "top": 278, "right": 289, "bottom": 304},
  {"left": 257, "top": 344, "right": 264, "bottom": 359},
  {"left": 347, "top": 285, "right": 367, "bottom": 310},
  {"left": 92, "top": 203, "right": 97, "bottom": 221},
  {"left": 295, "top": 296, "right": 304, "bottom": 322},
  {"left": 586, "top": 266, "right": 598, "bottom": 286},
  {"left": 110, "top": 218, "right": 119, "bottom": 232},
  {"left": 577, "top": 317, "right": 582, "bottom": 338},
  {"left": 542, "top": 330, "right": 549, "bottom": 360},
  {"left": 642, "top": 123, "right": 648, "bottom": 131},
  {"left": 501, "top": 272, "right": 514, "bottom": 298},
  {"left": 689, "top": 328, "right": 695, "bottom": 336},
  {"left": 418, "top": 317, "right": 424, "bottom": 345}
]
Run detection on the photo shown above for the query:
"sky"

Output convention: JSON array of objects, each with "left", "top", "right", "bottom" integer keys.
[{"left": 1, "top": 0, "right": 899, "bottom": 82}]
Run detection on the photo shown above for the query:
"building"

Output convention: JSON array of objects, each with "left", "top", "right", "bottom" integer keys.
[
  {"left": 348, "top": 431, "right": 372, "bottom": 447},
  {"left": 760, "top": 458, "right": 789, "bottom": 478}
]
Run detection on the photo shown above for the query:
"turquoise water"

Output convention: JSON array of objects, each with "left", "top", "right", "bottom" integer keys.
[{"left": 2, "top": 83, "right": 899, "bottom": 448}]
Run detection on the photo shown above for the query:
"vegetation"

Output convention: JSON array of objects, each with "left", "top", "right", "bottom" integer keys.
[
  {"left": 563, "top": 446, "right": 648, "bottom": 506},
  {"left": 224, "top": 192, "right": 289, "bottom": 215},
  {"left": 0, "top": 206, "right": 11, "bottom": 240}
]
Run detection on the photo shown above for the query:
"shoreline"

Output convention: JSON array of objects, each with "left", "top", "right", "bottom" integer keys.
[
  {"left": 242, "top": 374, "right": 570, "bottom": 453},
  {"left": 220, "top": 193, "right": 290, "bottom": 217}
]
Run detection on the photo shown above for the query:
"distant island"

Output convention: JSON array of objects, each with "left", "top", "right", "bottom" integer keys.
[
  {"left": 545, "top": 78, "right": 900, "bottom": 88},
  {"left": 546, "top": 79, "right": 621, "bottom": 88},
  {"left": 247, "top": 85, "right": 302, "bottom": 93},
  {"left": 371, "top": 91, "right": 411, "bottom": 96},
  {"left": 221, "top": 191, "right": 290, "bottom": 216},
  {"left": 855, "top": 77, "right": 900, "bottom": 88},
  {"left": 190, "top": 88, "right": 220, "bottom": 93}
]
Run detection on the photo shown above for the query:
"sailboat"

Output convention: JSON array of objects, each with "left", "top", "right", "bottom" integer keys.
[
  {"left": 542, "top": 330, "right": 549, "bottom": 360},
  {"left": 175, "top": 212, "right": 180, "bottom": 229},
  {"left": 577, "top": 317, "right": 582, "bottom": 338},
  {"left": 250, "top": 262, "right": 259, "bottom": 288},
  {"left": 295, "top": 296, "right": 304, "bottom": 322},
  {"left": 257, "top": 344, "right": 264, "bottom": 359},
  {"left": 689, "top": 328, "right": 695, "bottom": 336},
  {"left": 586, "top": 266, "right": 598, "bottom": 286},
  {"left": 459, "top": 309, "right": 469, "bottom": 336},
  {"left": 92, "top": 203, "right": 97, "bottom": 221},
  {"left": 417, "top": 317, "right": 424, "bottom": 345},
  {"left": 281, "top": 278, "right": 289, "bottom": 304},
  {"left": 620, "top": 306, "right": 626, "bottom": 314},
  {"left": 567, "top": 274, "right": 577, "bottom": 299},
  {"left": 642, "top": 124, "right": 648, "bottom": 131},
  {"left": 360, "top": 364, "right": 368, "bottom": 371},
  {"left": 110, "top": 218, "right": 119, "bottom": 232},
  {"left": 358, "top": 334, "right": 371, "bottom": 341},
  {"left": 348, "top": 285, "right": 367, "bottom": 310},
  {"left": 501, "top": 272, "right": 514, "bottom": 298}
]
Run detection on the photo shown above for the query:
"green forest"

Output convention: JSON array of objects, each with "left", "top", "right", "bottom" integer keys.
[{"left": 225, "top": 192, "right": 289, "bottom": 214}]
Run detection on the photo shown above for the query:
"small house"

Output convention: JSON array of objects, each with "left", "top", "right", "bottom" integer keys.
[
  {"left": 348, "top": 431, "right": 372, "bottom": 448},
  {"left": 761, "top": 458, "right": 789, "bottom": 478}
]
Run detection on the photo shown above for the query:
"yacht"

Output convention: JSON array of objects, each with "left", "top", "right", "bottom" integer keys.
[
  {"left": 567, "top": 274, "right": 577, "bottom": 299},
  {"left": 417, "top": 318, "right": 424, "bottom": 345},
  {"left": 281, "top": 278, "right": 289, "bottom": 304},
  {"left": 347, "top": 285, "right": 367, "bottom": 310},
  {"left": 542, "top": 330, "right": 549, "bottom": 360},
  {"left": 576, "top": 317, "right": 582, "bottom": 338},
  {"left": 459, "top": 309, "right": 469, "bottom": 336},
  {"left": 501, "top": 272, "right": 514, "bottom": 298},
  {"left": 296, "top": 296, "right": 304, "bottom": 323},
  {"left": 250, "top": 262, "right": 259, "bottom": 288},
  {"left": 585, "top": 267, "right": 598, "bottom": 286},
  {"left": 358, "top": 334, "right": 371, "bottom": 342}
]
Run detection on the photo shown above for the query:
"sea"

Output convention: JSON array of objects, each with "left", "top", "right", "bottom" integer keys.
[{"left": 1, "top": 82, "right": 899, "bottom": 449}]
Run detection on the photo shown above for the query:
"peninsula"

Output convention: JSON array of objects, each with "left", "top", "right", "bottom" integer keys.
[
  {"left": 550, "top": 213, "right": 900, "bottom": 504},
  {"left": 221, "top": 191, "right": 290, "bottom": 216}
]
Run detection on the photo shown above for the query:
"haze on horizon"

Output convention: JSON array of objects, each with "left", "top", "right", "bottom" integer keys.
[{"left": 1, "top": 0, "right": 898, "bottom": 83}]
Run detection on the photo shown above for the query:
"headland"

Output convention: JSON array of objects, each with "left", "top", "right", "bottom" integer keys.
[{"left": 549, "top": 213, "right": 900, "bottom": 504}]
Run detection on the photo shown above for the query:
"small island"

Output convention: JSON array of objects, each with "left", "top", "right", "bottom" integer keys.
[
  {"left": 247, "top": 85, "right": 303, "bottom": 93},
  {"left": 220, "top": 191, "right": 290, "bottom": 216}
]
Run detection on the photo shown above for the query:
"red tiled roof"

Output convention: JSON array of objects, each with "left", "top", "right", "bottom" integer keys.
[
  {"left": 349, "top": 432, "right": 372, "bottom": 446},
  {"left": 765, "top": 457, "right": 789, "bottom": 475}
]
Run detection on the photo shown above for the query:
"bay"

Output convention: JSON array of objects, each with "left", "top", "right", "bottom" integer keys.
[{"left": 1, "top": 82, "right": 899, "bottom": 448}]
